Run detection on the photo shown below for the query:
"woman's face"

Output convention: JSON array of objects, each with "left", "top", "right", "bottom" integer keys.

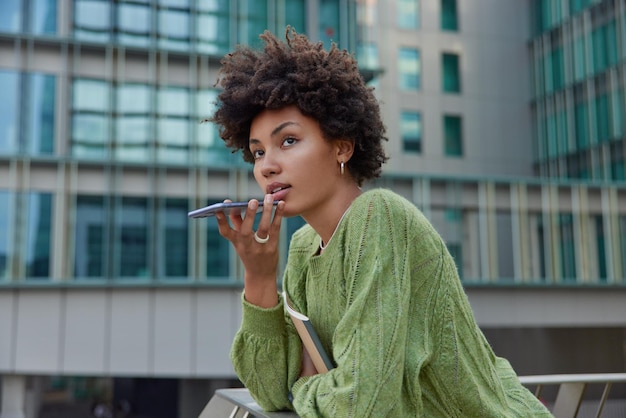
[{"left": 249, "top": 105, "right": 346, "bottom": 218}]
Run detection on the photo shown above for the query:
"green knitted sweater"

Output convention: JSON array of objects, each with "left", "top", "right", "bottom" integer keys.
[{"left": 230, "top": 188, "right": 552, "bottom": 417}]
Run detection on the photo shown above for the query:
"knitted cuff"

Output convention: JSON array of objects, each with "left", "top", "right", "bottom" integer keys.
[{"left": 239, "top": 291, "right": 285, "bottom": 336}]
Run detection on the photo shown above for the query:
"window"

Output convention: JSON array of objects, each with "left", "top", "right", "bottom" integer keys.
[
  {"left": 0, "top": 0, "right": 21, "bottom": 32},
  {"left": 558, "top": 213, "right": 576, "bottom": 281},
  {"left": 284, "top": 0, "right": 305, "bottom": 33},
  {"left": 443, "top": 115, "right": 463, "bottom": 156},
  {"left": 357, "top": 42, "right": 379, "bottom": 70},
  {"left": 205, "top": 199, "right": 230, "bottom": 278},
  {"left": 0, "top": 191, "right": 12, "bottom": 280},
  {"left": 116, "top": 197, "right": 150, "bottom": 278},
  {"left": 621, "top": 216, "right": 626, "bottom": 280},
  {"left": 442, "top": 53, "right": 461, "bottom": 93},
  {"left": 116, "top": 83, "right": 151, "bottom": 162},
  {"left": 117, "top": 2, "right": 151, "bottom": 47},
  {"left": 441, "top": 0, "right": 458, "bottom": 31},
  {"left": 574, "top": 101, "right": 588, "bottom": 150},
  {"left": 157, "top": 86, "right": 190, "bottom": 163},
  {"left": 551, "top": 47, "right": 564, "bottom": 91},
  {"left": 0, "top": 0, "right": 56, "bottom": 33},
  {"left": 72, "top": 78, "right": 110, "bottom": 159},
  {"left": 595, "top": 93, "right": 609, "bottom": 143},
  {"left": 0, "top": 71, "right": 56, "bottom": 156},
  {"left": 319, "top": 0, "right": 340, "bottom": 49},
  {"left": 160, "top": 199, "right": 188, "bottom": 277},
  {"left": 24, "top": 193, "right": 53, "bottom": 279},
  {"left": 196, "top": 89, "right": 234, "bottom": 165},
  {"left": 26, "top": 73, "right": 56, "bottom": 155},
  {"left": 401, "top": 111, "right": 422, "bottom": 153},
  {"left": 591, "top": 25, "right": 607, "bottom": 75},
  {"left": 572, "top": 35, "right": 586, "bottom": 82},
  {"left": 239, "top": 0, "right": 268, "bottom": 49},
  {"left": 197, "top": 0, "right": 230, "bottom": 55},
  {"left": 398, "top": 47, "right": 420, "bottom": 90},
  {"left": 158, "top": 7, "right": 191, "bottom": 51},
  {"left": 74, "top": 195, "right": 107, "bottom": 278},
  {"left": 0, "top": 70, "right": 19, "bottom": 155},
  {"left": 74, "top": 0, "right": 112, "bottom": 42},
  {"left": 397, "top": 0, "right": 419, "bottom": 29}
]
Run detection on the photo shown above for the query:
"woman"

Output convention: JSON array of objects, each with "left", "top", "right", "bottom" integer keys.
[{"left": 211, "top": 27, "right": 552, "bottom": 417}]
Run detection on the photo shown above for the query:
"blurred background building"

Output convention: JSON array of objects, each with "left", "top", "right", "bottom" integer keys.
[{"left": 0, "top": 0, "right": 625, "bottom": 416}]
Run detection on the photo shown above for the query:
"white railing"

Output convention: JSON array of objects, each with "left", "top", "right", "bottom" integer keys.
[
  {"left": 200, "top": 373, "right": 626, "bottom": 418},
  {"left": 198, "top": 388, "right": 297, "bottom": 418},
  {"left": 519, "top": 373, "right": 626, "bottom": 418}
]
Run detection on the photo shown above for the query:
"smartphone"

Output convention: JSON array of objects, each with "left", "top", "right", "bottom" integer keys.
[{"left": 188, "top": 201, "right": 279, "bottom": 218}]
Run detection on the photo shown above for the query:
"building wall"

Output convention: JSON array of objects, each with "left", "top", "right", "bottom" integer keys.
[
  {"left": 1, "top": 286, "right": 625, "bottom": 377},
  {"left": 371, "top": 0, "right": 534, "bottom": 177}
]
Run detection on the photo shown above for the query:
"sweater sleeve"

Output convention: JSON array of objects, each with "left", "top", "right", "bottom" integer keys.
[
  {"left": 229, "top": 293, "right": 303, "bottom": 411},
  {"left": 290, "top": 193, "right": 424, "bottom": 417}
]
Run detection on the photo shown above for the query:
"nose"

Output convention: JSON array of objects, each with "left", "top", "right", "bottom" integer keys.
[{"left": 258, "top": 151, "right": 281, "bottom": 178}]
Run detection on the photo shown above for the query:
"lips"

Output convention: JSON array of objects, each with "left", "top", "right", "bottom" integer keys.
[{"left": 267, "top": 182, "right": 291, "bottom": 201}]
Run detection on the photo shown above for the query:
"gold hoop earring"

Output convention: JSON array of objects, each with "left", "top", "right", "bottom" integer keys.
[{"left": 340, "top": 161, "right": 345, "bottom": 176}]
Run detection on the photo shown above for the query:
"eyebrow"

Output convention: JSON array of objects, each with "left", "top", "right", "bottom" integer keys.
[{"left": 249, "top": 121, "right": 299, "bottom": 145}]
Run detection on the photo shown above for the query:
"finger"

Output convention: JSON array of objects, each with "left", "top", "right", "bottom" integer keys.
[
  {"left": 239, "top": 199, "right": 260, "bottom": 236},
  {"left": 214, "top": 211, "right": 233, "bottom": 240},
  {"left": 225, "top": 199, "right": 245, "bottom": 230},
  {"left": 268, "top": 199, "right": 285, "bottom": 237},
  {"left": 272, "top": 200, "right": 285, "bottom": 224},
  {"left": 255, "top": 194, "right": 275, "bottom": 239}
]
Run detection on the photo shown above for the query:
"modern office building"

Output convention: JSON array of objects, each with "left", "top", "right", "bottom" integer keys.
[{"left": 0, "top": 0, "right": 625, "bottom": 417}]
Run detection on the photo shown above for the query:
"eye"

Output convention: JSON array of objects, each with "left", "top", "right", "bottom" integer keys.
[
  {"left": 282, "top": 137, "right": 297, "bottom": 147},
  {"left": 252, "top": 149, "right": 265, "bottom": 160}
]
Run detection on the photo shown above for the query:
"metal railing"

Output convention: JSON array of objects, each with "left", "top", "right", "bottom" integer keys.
[
  {"left": 200, "top": 374, "right": 626, "bottom": 418},
  {"left": 519, "top": 373, "right": 626, "bottom": 418}
]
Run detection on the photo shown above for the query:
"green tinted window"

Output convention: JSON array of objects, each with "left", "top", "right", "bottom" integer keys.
[
  {"left": 444, "top": 115, "right": 463, "bottom": 157},
  {"left": 441, "top": 0, "right": 458, "bottom": 31},
  {"left": 442, "top": 53, "right": 461, "bottom": 93}
]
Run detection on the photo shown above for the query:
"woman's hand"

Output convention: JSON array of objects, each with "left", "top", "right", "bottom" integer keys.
[
  {"left": 215, "top": 194, "right": 285, "bottom": 308},
  {"left": 300, "top": 347, "right": 319, "bottom": 378}
]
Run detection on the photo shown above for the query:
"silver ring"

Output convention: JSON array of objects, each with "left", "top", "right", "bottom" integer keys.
[{"left": 254, "top": 231, "right": 270, "bottom": 244}]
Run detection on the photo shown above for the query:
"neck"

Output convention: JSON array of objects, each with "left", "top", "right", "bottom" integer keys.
[{"left": 303, "top": 183, "right": 362, "bottom": 247}]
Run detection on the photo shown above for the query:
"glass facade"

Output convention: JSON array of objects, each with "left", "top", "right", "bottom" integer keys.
[
  {"left": 70, "top": 194, "right": 229, "bottom": 281},
  {"left": 69, "top": 0, "right": 327, "bottom": 54},
  {"left": 530, "top": 0, "right": 626, "bottom": 180},
  {"left": 0, "top": 0, "right": 359, "bottom": 284},
  {"left": 1, "top": 0, "right": 625, "bottom": 288},
  {"left": 69, "top": 79, "right": 236, "bottom": 166}
]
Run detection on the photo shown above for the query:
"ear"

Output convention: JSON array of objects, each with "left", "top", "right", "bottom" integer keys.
[{"left": 334, "top": 138, "right": 355, "bottom": 163}]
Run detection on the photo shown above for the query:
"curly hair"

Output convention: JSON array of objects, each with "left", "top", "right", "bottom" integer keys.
[{"left": 210, "top": 27, "right": 388, "bottom": 185}]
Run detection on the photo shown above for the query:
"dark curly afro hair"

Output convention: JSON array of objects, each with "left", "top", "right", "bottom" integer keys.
[{"left": 210, "top": 26, "right": 388, "bottom": 186}]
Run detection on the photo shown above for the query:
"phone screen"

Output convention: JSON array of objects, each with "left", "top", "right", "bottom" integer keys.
[{"left": 188, "top": 201, "right": 279, "bottom": 218}]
